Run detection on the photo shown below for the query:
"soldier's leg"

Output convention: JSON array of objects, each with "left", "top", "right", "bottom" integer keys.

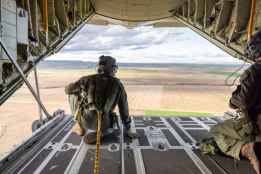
[
  {"left": 68, "top": 94, "right": 79, "bottom": 116},
  {"left": 80, "top": 111, "right": 99, "bottom": 144},
  {"left": 68, "top": 95, "right": 85, "bottom": 136}
]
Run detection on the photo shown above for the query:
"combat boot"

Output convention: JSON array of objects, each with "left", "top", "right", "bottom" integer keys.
[
  {"left": 241, "top": 143, "right": 260, "bottom": 174},
  {"left": 72, "top": 122, "right": 85, "bottom": 136},
  {"left": 84, "top": 132, "right": 108, "bottom": 144},
  {"left": 126, "top": 127, "right": 140, "bottom": 139},
  {"left": 83, "top": 132, "right": 97, "bottom": 144}
]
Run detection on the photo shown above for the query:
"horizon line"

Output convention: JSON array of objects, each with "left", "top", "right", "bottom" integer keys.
[{"left": 43, "top": 59, "right": 247, "bottom": 65}]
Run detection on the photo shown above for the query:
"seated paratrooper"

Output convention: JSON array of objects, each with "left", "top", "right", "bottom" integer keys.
[
  {"left": 65, "top": 55, "right": 138, "bottom": 144},
  {"left": 200, "top": 31, "right": 261, "bottom": 174}
]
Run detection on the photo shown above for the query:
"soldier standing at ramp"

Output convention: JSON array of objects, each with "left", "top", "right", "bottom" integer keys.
[
  {"left": 200, "top": 31, "right": 261, "bottom": 174},
  {"left": 65, "top": 55, "right": 138, "bottom": 144}
]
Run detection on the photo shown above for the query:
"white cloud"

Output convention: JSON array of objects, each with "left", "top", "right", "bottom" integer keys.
[{"left": 47, "top": 24, "right": 244, "bottom": 64}]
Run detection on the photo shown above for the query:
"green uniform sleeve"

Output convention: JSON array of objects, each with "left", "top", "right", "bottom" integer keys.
[
  {"left": 229, "top": 66, "right": 255, "bottom": 111},
  {"left": 118, "top": 82, "right": 131, "bottom": 129},
  {"left": 65, "top": 76, "right": 89, "bottom": 95}
]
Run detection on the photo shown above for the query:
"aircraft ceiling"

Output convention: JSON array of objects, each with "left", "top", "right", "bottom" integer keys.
[{"left": 91, "top": 0, "right": 186, "bottom": 21}]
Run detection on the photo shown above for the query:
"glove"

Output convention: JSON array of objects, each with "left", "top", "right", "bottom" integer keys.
[{"left": 125, "top": 127, "right": 140, "bottom": 139}]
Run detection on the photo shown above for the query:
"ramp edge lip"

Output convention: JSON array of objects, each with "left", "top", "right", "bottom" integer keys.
[{"left": 0, "top": 114, "right": 73, "bottom": 173}]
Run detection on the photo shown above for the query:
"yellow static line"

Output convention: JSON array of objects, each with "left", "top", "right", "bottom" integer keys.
[{"left": 94, "top": 111, "right": 102, "bottom": 174}]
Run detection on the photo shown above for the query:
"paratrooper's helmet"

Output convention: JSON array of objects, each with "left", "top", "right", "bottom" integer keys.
[{"left": 97, "top": 55, "right": 118, "bottom": 74}]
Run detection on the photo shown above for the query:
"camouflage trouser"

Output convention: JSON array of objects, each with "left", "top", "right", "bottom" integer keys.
[
  {"left": 200, "top": 118, "right": 255, "bottom": 160},
  {"left": 68, "top": 94, "right": 90, "bottom": 131},
  {"left": 68, "top": 95, "right": 117, "bottom": 135}
]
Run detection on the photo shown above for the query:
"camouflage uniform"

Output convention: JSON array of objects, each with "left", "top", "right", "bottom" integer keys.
[
  {"left": 65, "top": 73, "right": 131, "bottom": 132},
  {"left": 200, "top": 117, "right": 255, "bottom": 160},
  {"left": 230, "top": 60, "right": 261, "bottom": 116}
]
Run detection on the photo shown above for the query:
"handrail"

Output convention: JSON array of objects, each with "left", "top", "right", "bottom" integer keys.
[{"left": 33, "top": 62, "right": 44, "bottom": 123}]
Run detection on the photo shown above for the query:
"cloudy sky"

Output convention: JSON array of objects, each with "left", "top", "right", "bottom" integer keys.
[{"left": 47, "top": 24, "right": 244, "bottom": 64}]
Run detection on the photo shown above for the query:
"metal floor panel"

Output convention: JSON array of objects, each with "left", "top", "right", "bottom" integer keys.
[
  {"left": 78, "top": 149, "right": 121, "bottom": 174},
  {"left": 41, "top": 149, "right": 77, "bottom": 174},
  {"left": 19, "top": 149, "right": 52, "bottom": 174},
  {"left": 7, "top": 116, "right": 256, "bottom": 174},
  {"left": 142, "top": 149, "right": 202, "bottom": 174}
]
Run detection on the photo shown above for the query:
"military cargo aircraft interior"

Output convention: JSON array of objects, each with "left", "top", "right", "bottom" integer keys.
[{"left": 0, "top": 0, "right": 261, "bottom": 174}]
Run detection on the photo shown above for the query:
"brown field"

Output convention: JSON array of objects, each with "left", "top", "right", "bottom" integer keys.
[{"left": 0, "top": 65, "right": 239, "bottom": 157}]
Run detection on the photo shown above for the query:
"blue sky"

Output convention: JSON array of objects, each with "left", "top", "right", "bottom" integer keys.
[{"left": 47, "top": 24, "right": 244, "bottom": 64}]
